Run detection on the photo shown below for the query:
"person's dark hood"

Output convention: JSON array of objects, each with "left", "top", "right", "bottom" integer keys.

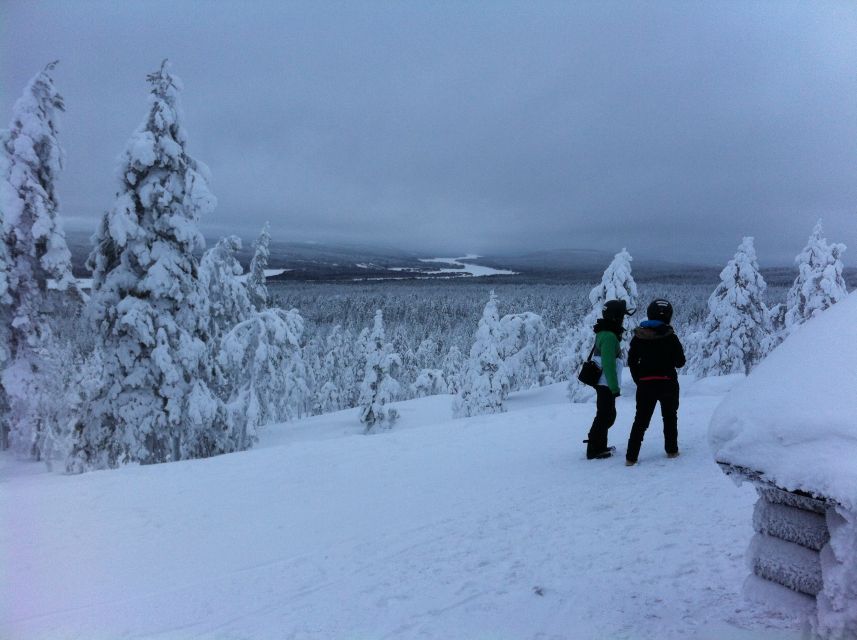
[{"left": 593, "top": 318, "right": 624, "bottom": 338}]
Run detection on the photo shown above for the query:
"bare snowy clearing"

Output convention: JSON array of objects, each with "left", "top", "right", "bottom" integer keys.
[{"left": 1, "top": 380, "right": 804, "bottom": 639}]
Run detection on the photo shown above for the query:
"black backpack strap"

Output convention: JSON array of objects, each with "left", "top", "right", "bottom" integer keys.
[{"left": 586, "top": 343, "right": 596, "bottom": 362}]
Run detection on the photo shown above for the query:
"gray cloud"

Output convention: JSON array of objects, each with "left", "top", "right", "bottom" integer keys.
[{"left": 2, "top": 0, "right": 857, "bottom": 265}]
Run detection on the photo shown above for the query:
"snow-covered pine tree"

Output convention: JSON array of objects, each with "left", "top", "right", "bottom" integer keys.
[
  {"left": 217, "top": 308, "right": 307, "bottom": 450},
  {"left": 247, "top": 222, "right": 271, "bottom": 310},
  {"left": 358, "top": 310, "right": 401, "bottom": 432},
  {"left": 453, "top": 291, "right": 507, "bottom": 418},
  {"left": 566, "top": 248, "right": 638, "bottom": 401},
  {"left": 784, "top": 220, "right": 847, "bottom": 331},
  {"left": 69, "top": 61, "right": 223, "bottom": 470},
  {"left": 691, "top": 237, "right": 770, "bottom": 377},
  {"left": 199, "top": 235, "right": 253, "bottom": 344},
  {"left": 0, "top": 62, "right": 77, "bottom": 456}
]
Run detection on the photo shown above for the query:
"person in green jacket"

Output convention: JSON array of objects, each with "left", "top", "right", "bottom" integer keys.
[{"left": 585, "top": 299, "right": 635, "bottom": 459}]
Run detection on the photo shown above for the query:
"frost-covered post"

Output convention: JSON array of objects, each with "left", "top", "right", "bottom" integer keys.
[
  {"left": 359, "top": 310, "right": 401, "bottom": 432},
  {"left": 199, "top": 235, "right": 253, "bottom": 344},
  {"left": 691, "top": 237, "right": 770, "bottom": 377},
  {"left": 453, "top": 291, "right": 507, "bottom": 418},
  {"left": 0, "top": 63, "right": 76, "bottom": 456},
  {"left": 69, "top": 61, "right": 223, "bottom": 470},
  {"left": 218, "top": 308, "right": 307, "bottom": 450},
  {"left": 566, "top": 248, "right": 638, "bottom": 401},
  {"left": 785, "top": 220, "right": 847, "bottom": 331},
  {"left": 247, "top": 222, "right": 271, "bottom": 310}
]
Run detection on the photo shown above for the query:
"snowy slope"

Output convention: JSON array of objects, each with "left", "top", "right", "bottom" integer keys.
[{"left": 1, "top": 382, "right": 803, "bottom": 639}]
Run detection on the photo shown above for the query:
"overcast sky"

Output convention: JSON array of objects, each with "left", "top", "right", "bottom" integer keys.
[{"left": 3, "top": 1, "right": 857, "bottom": 265}]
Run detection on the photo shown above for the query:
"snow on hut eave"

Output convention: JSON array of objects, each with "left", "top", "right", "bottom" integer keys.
[{"left": 717, "top": 461, "right": 842, "bottom": 510}]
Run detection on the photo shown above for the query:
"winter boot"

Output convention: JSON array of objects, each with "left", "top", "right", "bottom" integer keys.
[
  {"left": 666, "top": 451, "right": 680, "bottom": 459},
  {"left": 591, "top": 446, "right": 616, "bottom": 460}
]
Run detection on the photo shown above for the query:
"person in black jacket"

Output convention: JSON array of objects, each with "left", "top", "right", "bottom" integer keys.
[{"left": 625, "top": 299, "right": 686, "bottom": 466}]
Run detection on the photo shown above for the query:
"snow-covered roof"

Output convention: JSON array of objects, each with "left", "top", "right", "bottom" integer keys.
[{"left": 708, "top": 291, "right": 857, "bottom": 510}]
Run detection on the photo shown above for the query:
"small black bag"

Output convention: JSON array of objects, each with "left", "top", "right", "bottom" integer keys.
[{"left": 577, "top": 345, "right": 602, "bottom": 387}]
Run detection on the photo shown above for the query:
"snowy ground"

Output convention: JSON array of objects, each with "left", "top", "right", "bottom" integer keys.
[{"left": 1, "top": 380, "right": 807, "bottom": 639}]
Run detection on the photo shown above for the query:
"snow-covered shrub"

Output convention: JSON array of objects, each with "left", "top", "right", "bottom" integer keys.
[
  {"left": 785, "top": 220, "right": 847, "bottom": 331},
  {"left": 247, "top": 222, "right": 271, "bottom": 310},
  {"left": 412, "top": 368, "right": 447, "bottom": 398},
  {"left": 218, "top": 308, "right": 307, "bottom": 450},
  {"left": 499, "top": 311, "right": 549, "bottom": 395},
  {"left": 359, "top": 310, "right": 401, "bottom": 432},
  {"left": 200, "top": 235, "right": 253, "bottom": 344},
  {"left": 453, "top": 291, "right": 507, "bottom": 418},
  {"left": 0, "top": 63, "right": 76, "bottom": 456},
  {"left": 69, "top": 62, "right": 224, "bottom": 471},
  {"left": 566, "top": 248, "right": 638, "bottom": 401},
  {"left": 690, "top": 237, "right": 770, "bottom": 377}
]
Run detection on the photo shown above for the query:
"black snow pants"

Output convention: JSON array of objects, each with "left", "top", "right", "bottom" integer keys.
[
  {"left": 625, "top": 380, "right": 679, "bottom": 463},
  {"left": 586, "top": 385, "right": 617, "bottom": 459}
]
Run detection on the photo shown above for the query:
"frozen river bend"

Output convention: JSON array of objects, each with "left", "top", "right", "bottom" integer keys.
[{"left": 1, "top": 381, "right": 805, "bottom": 639}]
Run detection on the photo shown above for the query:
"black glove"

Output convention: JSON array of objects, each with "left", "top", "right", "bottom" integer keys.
[{"left": 612, "top": 389, "right": 621, "bottom": 397}]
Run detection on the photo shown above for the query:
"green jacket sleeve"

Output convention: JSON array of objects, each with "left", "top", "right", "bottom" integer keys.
[{"left": 597, "top": 331, "right": 620, "bottom": 394}]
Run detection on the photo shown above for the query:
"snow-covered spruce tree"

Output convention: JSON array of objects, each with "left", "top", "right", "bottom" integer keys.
[
  {"left": 415, "top": 337, "right": 438, "bottom": 371},
  {"left": 441, "top": 345, "right": 464, "bottom": 395},
  {"left": 218, "top": 308, "right": 307, "bottom": 450},
  {"left": 690, "top": 237, "right": 770, "bottom": 377},
  {"left": 199, "top": 235, "right": 253, "bottom": 344},
  {"left": 0, "top": 226, "right": 12, "bottom": 450},
  {"left": 498, "top": 311, "right": 549, "bottom": 395},
  {"left": 785, "top": 220, "right": 847, "bottom": 331},
  {"left": 359, "top": 310, "right": 401, "bottom": 432},
  {"left": 453, "top": 291, "right": 507, "bottom": 418},
  {"left": 312, "top": 324, "right": 354, "bottom": 414},
  {"left": 0, "top": 63, "right": 77, "bottom": 456},
  {"left": 566, "top": 248, "right": 638, "bottom": 401},
  {"left": 69, "top": 61, "right": 223, "bottom": 470},
  {"left": 350, "top": 326, "right": 371, "bottom": 406},
  {"left": 247, "top": 222, "right": 271, "bottom": 310},
  {"left": 412, "top": 368, "right": 447, "bottom": 397}
]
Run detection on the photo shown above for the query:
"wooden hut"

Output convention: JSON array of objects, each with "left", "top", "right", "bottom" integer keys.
[{"left": 708, "top": 293, "right": 857, "bottom": 638}]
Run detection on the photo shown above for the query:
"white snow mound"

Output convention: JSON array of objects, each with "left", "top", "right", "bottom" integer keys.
[{"left": 708, "top": 291, "right": 857, "bottom": 510}]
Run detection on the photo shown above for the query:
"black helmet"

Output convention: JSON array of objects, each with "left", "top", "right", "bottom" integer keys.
[
  {"left": 601, "top": 299, "right": 636, "bottom": 321},
  {"left": 646, "top": 298, "right": 673, "bottom": 323}
]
